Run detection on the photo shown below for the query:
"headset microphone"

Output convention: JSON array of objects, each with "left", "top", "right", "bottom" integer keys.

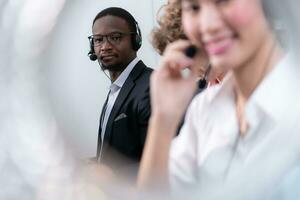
[
  {"left": 88, "top": 50, "right": 98, "bottom": 61},
  {"left": 184, "top": 45, "right": 211, "bottom": 89},
  {"left": 95, "top": 58, "right": 112, "bottom": 82},
  {"left": 198, "top": 78, "right": 207, "bottom": 89},
  {"left": 198, "top": 64, "right": 211, "bottom": 89},
  {"left": 87, "top": 37, "right": 111, "bottom": 81},
  {"left": 87, "top": 35, "right": 98, "bottom": 61}
]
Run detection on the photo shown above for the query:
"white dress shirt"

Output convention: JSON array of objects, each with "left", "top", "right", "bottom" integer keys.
[
  {"left": 100, "top": 57, "right": 139, "bottom": 146},
  {"left": 169, "top": 54, "right": 300, "bottom": 199}
]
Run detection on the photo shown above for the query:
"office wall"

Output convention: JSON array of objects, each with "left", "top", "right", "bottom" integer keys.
[{"left": 44, "top": 0, "right": 166, "bottom": 157}]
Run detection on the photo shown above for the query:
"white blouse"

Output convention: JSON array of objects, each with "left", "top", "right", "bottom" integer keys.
[{"left": 169, "top": 54, "right": 300, "bottom": 199}]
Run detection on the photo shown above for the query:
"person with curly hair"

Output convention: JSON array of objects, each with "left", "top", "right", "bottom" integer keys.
[
  {"left": 150, "top": 0, "right": 224, "bottom": 88},
  {"left": 151, "top": 0, "right": 186, "bottom": 55}
]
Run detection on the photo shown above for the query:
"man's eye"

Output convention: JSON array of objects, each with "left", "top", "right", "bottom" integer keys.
[
  {"left": 110, "top": 35, "right": 122, "bottom": 41},
  {"left": 94, "top": 37, "right": 103, "bottom": 43}
]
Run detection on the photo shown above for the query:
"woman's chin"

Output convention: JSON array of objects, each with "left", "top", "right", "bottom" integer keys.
[{"left": 211, "top": 58, "right": 230, "bottom": 72}]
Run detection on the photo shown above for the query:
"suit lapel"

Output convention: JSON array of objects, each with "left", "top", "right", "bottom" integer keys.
[
  {"left": 97, "top": 91, "right": 110, "bottom": 157},
  {"left": 103, "top": 61, "right": 146, "bottom": 143}
]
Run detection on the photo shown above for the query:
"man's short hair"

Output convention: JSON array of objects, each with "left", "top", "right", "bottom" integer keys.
[{"left": 92, "top": 7, "right": 138, "bottom": 34}]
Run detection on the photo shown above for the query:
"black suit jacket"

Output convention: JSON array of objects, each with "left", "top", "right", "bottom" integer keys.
[{"left": 97, "top": 61, "right": 152, "bottom": 168}]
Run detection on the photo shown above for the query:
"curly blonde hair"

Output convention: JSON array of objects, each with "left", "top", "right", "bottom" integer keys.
[{"left": 151, "top": 0, "right": 186, "bottom": 55}]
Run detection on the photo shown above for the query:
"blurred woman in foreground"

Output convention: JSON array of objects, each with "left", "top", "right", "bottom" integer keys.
[{"left": 138, "top": 0, "right": 300, "bottom": 198}]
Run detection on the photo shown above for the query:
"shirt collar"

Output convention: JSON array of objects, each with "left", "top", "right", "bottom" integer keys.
[
  {"left": 205, "top": 71, "right": 235, "bottom": 105},
  {"left": 110, "top": 57, "right": 139, "bottom": 92},
  {"left": 248, "top": 53, "right": 300, "bottom": 122},
  {"left": 207, "top": 53, "right": 299, "bottom": 124}
]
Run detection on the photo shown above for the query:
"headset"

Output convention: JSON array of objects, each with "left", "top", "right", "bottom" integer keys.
[
  {"left": 131, "top": 21, "right": 142, "bottom": 51},
  {"left": 185, "top": 45, "right": 210, "bottom": 89},
  {"left": 88, "top": 20, "right": 142, "bottom": 61}
]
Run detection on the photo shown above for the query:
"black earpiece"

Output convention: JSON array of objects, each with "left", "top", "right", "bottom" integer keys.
[{"left": 185, "top": 45, "right": 198, "bottom": 58}]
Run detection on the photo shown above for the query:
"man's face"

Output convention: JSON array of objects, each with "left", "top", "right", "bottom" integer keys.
[{"left": 92, "top": 15, "right": 136, "bottom": 72}]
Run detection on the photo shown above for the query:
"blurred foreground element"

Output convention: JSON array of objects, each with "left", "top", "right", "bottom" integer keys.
[
  {"left": 0, "top": 0, "right": 139, "bottom": 199},
  {"left": 0, "top": 0, "right": 98, "bottom": 199}
]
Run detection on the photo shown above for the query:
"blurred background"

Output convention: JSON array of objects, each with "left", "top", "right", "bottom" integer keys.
[{"left": 0, "top": 0, "right": 165, "bottom": 199}]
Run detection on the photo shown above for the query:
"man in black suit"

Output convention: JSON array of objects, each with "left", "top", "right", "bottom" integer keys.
[{"left": 87, "top": 7, "right": 152, "bottom": 170}]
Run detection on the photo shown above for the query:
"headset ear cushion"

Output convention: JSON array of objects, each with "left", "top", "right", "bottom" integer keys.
[
  {"left": 132, "top": 21, "right": 142, "bottom": 51},
  {"left": 132, "top": 34, "right": 142, "bottom": 51}
]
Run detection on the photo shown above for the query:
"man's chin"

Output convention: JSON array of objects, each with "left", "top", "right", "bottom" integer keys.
[
  {"left": 100, "top": 64, "right": 111, "bottom": 71},
  {"left": 101, "top": 64, "right": 117, "bottom": 71},
  {"left": 99, "top": 61, "right": 125, "bottom": 72},
  {"left": 98, "top": 60, "right": 114, "bottom": 70}
]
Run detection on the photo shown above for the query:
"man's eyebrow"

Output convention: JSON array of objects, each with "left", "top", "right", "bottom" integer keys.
[{"left": 93, "top": 32, "right": 122, "bottom": 37}]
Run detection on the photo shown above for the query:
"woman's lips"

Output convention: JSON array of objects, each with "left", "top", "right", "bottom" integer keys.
[{"left": 205, "top": 37, "right": 234, "bottom": 56}]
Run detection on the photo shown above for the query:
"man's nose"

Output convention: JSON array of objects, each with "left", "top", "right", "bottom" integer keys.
[{"left": 101, "top": 37, "right": 113, "bottom": 50}]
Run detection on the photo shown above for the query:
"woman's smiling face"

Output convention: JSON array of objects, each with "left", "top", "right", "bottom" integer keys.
[{"left": 181, "top": 0, "right": 272, "bottom": 71}]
